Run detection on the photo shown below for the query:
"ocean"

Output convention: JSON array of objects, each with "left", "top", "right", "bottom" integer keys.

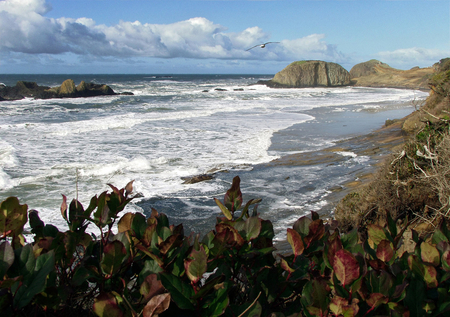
[{"left": 0, "top": 74, "right": 428, "bottom": 241}]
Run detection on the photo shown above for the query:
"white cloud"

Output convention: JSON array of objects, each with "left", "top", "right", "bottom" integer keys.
[
  {"left": 377, "top": 47, "right": 450, "bottom": 67},
  {"left": 0, "top": 0, "right": 345, "bottom": 63}
]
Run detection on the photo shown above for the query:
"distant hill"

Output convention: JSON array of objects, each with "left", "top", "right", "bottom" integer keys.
[{"left": 349, "top": 59, "right": 435, "bottom": 90}]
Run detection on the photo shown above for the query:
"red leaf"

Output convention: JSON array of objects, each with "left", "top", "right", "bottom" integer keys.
[
  {"left": 140, "top": 274, "right": 165, "bottom": 302},
  {"left": 366, "top": 293, "right": 388, "bottom": 309},
  {"left": 61, "top": 194, "right": 68, "bottom": 222},
  {"left": 376, "top": 240, "right": 394, "bottom": 263},
  {"left": 287, "top": 228, "right": 304, "bottom": 258},
  {"left": 224, "top": 176, "right": 242, "bottom": 212},
  {"left": 423, "top": 264, "right": 438, "bottom": 288},
  {"left": 421, "top": 242, "right": 440, "bottom": 266},
  {"left": 93, "top": 292, "right": 124, "bottom": 317},
  {"left": 305, "top": 219, "right": 325, "bottom": 246},
  {"left": 333, "top": 249, "right": 360, "bottom": 287},
  {"left": 125, "top": 180, "right": 134, "bottom": 196},
  {"left": 184, "top": 246, "right": 208, "bottom": 284},
  {"left": 143, "top": 293, "right": 171, "bottom": 317},
  {"left": 327, "top": 235, "right": 343, "bottom": 268},
  {"left": 215, "top": 223, "right": 244, "bottom": 247}
]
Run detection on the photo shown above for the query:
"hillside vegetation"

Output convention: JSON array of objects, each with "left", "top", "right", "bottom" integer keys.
[{"left": 335, "top": 58, "right": 450, "bottom": 239}]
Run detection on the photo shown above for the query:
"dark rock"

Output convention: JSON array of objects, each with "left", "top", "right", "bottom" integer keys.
[
  {"left": 263, "top": 60, "right": 351, "bottom": 88},
  {"left": 234, "top": 88, "right": 244, "bottom": 91},
  {"left": 202, "top": 90, "right": 209, "bottom": 93},
  {"left": 181, "top": 174, "right": 214, "bottom": 184},
  {"left": 0, "top": 79, "right": 121, "bottom": 101},
  {"left": 214, "top": 88, "right": 227, "bottom": 91},
  {"left": 119, "top": 91, "right": 134, "bottom": 95}
]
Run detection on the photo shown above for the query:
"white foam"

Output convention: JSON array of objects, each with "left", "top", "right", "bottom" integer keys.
[{"left": 336, "top": 151, "right": 358, "bottom": 158}]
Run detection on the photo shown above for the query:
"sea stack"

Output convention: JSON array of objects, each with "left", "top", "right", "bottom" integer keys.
[{"left": 261, "top": 60, "right": 352, "bottom": 88}]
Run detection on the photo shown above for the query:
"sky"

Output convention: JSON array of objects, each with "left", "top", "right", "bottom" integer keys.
[{"left": 0, "top": 0, "right": 449, "bottom": 74}]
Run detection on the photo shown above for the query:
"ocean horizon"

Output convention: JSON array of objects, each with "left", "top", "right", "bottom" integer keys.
[{"left": 0, "top": 74, "right": 429, "bottom": 240}]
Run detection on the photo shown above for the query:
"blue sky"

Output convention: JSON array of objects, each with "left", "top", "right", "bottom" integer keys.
[{"left": 0, "top": 0, "right": 449, "bottom": 74}]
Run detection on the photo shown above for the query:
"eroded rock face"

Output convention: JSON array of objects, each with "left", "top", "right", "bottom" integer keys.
[
  {"left": 262, "top": 60, "right": 351, "bottom": 88},
  {"left": 349, "top": 60, "right": 435, "bottom": 90}
]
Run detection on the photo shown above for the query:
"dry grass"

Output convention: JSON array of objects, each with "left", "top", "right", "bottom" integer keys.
[{"left": 335, "top": 59, "right": 450, "bottom": 236}]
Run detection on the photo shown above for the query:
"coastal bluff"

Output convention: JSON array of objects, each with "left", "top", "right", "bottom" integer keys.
[
  {"left": 258, "top": 59, "right": 436, "bottom": 90},
  {"left": 259, "top": 60, "right": 352, "bottom": 88},
  {"left": 350, "top": 59, "right": 434, "bottom": 90},
  {"left": 0, "top": 79, "right": 133, "bottom": 101}
]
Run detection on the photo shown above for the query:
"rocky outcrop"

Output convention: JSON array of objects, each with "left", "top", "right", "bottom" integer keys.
[
  {"left": 0, "top": 79, "right": 133, "bottom": 101},
  {"left": 181, "top": 174, "right": 214, "bottom": 184},
  {"left": 260, "top": 60, "right": 352, "bottom": 88},
  {"left": 350, "top": 60, "right": 434, "bottom": 90}
]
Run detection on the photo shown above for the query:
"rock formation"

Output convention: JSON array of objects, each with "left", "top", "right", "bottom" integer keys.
[
  {"left": 350, "top": 60, "right": 434, "bottom": 90},
  {"left": 0, "top": 79, "right": 133, "bottom": 101},
  {"left": 260, "top": 60, "right": 352, "bottom": 88}
]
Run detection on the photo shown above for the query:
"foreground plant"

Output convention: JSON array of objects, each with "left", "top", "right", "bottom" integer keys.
[{"left": 1, "top": 176, "right": 450, "bottom": 316}]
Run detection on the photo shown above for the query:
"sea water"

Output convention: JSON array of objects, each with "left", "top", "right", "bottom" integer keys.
[{"left": 0, "top": 74, "right": 428, "bottom": 240}]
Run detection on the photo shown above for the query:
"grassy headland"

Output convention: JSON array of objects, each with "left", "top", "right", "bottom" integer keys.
[{"left": 335, "top": 58, "right": 450, "bottom": 240}]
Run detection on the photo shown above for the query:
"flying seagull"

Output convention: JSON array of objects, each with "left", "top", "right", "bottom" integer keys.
[{"left": 246, "top": 42, "right": 280, "bottom": 51}]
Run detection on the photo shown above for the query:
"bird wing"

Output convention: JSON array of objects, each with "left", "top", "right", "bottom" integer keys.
[{"left": 246, "top": 44, "right": 261, "bottom": 51}]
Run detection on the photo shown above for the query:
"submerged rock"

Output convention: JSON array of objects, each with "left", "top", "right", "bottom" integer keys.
[
  {"left": 181, "top": 174, "right": 215, "bottom": 184},
  {"left": 260, "top": 60, "right": 351, "bottom": 88}
]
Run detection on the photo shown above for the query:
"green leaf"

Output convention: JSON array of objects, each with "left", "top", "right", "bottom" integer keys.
[
  {"left": 184, "top": 245, "right": 207, "bottom": 284},
  {"left": 293, "top": 216, "right": 311, "bottom": 238},
  {"left": 0, "top": 197, "right": 28, "bottom": 238},
  {"left": 224, "top": 176, "right": 243, "bottom": 212},
  {"left": 0, "top": 241, "right": 14, "bottom": 278},
  {"left": 101, "top": 240, "right": 127, "bottom": 276},
  {"left": 286, "top": 228, "right": 304, "bottom": 258},
  {"left": 13, "top": 251, "right": 55, "bottom": 309},
  {"left": 235, "top": 217, "right": 262, "bottom": 242},
  {"left": 404, "top": 278, "right": 425, "bottom": 316},
  {"left": 333, "top": 249, "right": 360, "bottom": 287},
  {"left": 386, "top": 211, "right": 397, "bottom": 237},
  {"left": 28, "top": 210, "right": 44, "bottom": 238},
  {"left": 94, "top": 192, "right": 111, "bottom": 228},
  {"left": 214, "top": 198, "right": 233, "bottom": 220},
  {"left": 159, "top": 272, "right": 195, "bottom": 310},
  {"left": 68, "top": 199, "right": 85, "bottom": 231},
  {"left": 367, "top": 224, "right": 387, "bottom": 247},
  {"left": 93, "top": 292, "right": 124, "bottom": 317},
  {"left": 10, "top": 244, "right": 35, "bottom": 278},
  {"left": 72, "top": 266, "right": 96, "bottom": 287},
  {"left": 131, "top": 212, "right": 147, "bottom": 239},
  {"left": 204, "top": 286, "right": 229, "bottom": 317}
]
